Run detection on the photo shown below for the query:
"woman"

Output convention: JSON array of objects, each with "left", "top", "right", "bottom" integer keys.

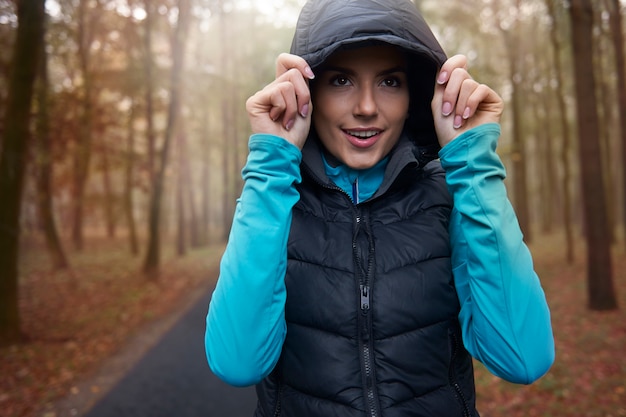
[{"left": 205, "top": 1, "right": 555, "bottom": 416}]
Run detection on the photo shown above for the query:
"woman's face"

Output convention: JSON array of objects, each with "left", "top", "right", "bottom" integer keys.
[{"left": 311, "top": 45, "right": 410, "bottom": 170}]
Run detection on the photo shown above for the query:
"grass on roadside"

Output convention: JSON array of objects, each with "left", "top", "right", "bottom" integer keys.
[{"left": 1, "top": 236, "right": 224, "bottom": 417}]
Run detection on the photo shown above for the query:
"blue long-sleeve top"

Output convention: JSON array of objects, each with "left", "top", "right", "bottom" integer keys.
[{"left": 205, "top": 123, "right": 555, "bottom": 387}]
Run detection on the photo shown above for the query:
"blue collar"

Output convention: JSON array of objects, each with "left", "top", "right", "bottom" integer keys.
[{"left": 322, "top": 154, "right": 389, "bottom": 204}]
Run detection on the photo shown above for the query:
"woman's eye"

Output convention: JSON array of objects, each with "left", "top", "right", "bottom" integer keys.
[
  {"left": 382, "top": 77, "right": 401, "bottom": 87},
  {"left": 331, "top": 75, "right": 351, "bottom": 86}
]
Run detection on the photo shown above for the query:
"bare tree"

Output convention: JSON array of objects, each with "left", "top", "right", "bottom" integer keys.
[
  {"left": 531, "top": 67, "right": 558, "bottom": 234},
  {"left": 35, "top": 13, "right": 69, "bottom": 270},
  {"left": 568, "top": 0, "right": 618, "bottom": 310},
  {"left": 218, "top": 0, "right": 235, "bottom": 241},
  {"left": 124, "top": 100, "right": 139, "bottom": 256},
  {"left": 545, "top": 0, "right": 575, "bottom": 263},
  {"left": 200, "top": 106, "right": 212, "bottom": 246},
  {"left": 71, "top": 0, "right": 99, "bottom": 250},
  {"left": 143, "top": 0, "right": 156, "bottom": 184},
  {"left": 603, "top": 0, "right": 626, "bottom": 244},
  {"left": 594, "top": 4, "right": 618, "bottom": 244},
  {"left": 494, "top": 0, "right": 532, "bottom": 241},
  {"left": 182, "top": 131, "right": 201, "bottom": 248},
  {"left": 143, "top": 0, "right": 191, "bottom": 277},
  {"left": 0, "top": 0, "right": 45, "bottom": 346},
  {"left": 176, "top": 131, "right": 187, "bottom": 257}
]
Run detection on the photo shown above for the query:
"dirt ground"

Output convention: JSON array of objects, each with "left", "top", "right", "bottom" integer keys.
[
  {"left": 1, "top": 233, "right": 625, "bottom": 417},
  {"left": 1, "top": 237, "right": 225, "bottom": 417}
]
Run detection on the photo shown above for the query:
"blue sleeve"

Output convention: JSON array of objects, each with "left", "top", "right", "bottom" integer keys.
[
  {"left": 205, "top": 134, "right": 302, "bottom": 387},
  {"left": 439, "top": 123, "right": 555, "bottom": 384}
]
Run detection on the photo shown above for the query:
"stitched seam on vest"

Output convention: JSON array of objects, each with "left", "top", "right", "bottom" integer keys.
[
  {"left": 369, "top": 204, "right": 451, "bottom": 224},
  {"left": 280, "top": 384, "right": 366, "bottom": 411},
  {"left": 374, "top": 318, "right": 451, "bottom": 341},
  {"left": 287, "top": 321, "right": 354, "bottom": 338},
  {"left": 378, "top": 255, "right": 450, "bottom": 275},
  {"left": 378, "top": 384, "right": 449, "bottom": 408},
  {"left": 288, "top": 258, "right": 352, "bottom": 273}
]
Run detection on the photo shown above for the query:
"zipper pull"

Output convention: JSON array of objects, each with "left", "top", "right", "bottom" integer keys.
[
  {"left": 360, "top": 284, "right": 370, "bottom": 311},
  {"left": 352, "top": 178, "right": 359, "bottom": 204}
]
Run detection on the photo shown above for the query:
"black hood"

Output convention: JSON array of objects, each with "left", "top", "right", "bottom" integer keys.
[{"left": 290, "top": 0, "right": 447, "bottom": 148}]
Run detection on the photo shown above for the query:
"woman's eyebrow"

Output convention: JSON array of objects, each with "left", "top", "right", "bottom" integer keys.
[
  {"left": 318, "top": 65, "right": 356, "bottom": 75},
  {"left": 379, "top": 66, "right": 408, "bottom": 76}
]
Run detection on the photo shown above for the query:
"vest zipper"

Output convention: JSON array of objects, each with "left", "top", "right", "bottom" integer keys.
[
  {"left": 354, "top": 209, "right": 380, "bottom": 417},
  {"left": 273, "top": 380, "right": 282, "bottom": 417},
  {"left": 449, "top": 330, "right": 471, "bottom": 417},
  {"left": 302, "top": 164, "right": 381, "bottom": 416}
]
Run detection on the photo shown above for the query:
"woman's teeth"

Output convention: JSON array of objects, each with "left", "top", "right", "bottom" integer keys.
[{"left": 346, "top": 130, "right": 380, "bottom": 139}]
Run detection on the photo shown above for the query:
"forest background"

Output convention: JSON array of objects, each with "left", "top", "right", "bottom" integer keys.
[{"left": 0, "top": 0, "right": 625, "bottom": 416}]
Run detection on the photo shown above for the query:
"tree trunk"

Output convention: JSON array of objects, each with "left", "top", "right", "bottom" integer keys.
[
  {"left": 143, "top": 0, "right": 156, "bottom": 184},
  {"left": 546, "top": 0, "right": 575, "bottom": 263},
  {"left": 200, "top": 107, "right": 211, "bottom": 246},
  {"left": 605, "top": 0, "right": 626, "bottom": 244},
  {"left": 508, "top": 42, "right": 532, "bottom": 242},
  {"left": 569, "top": 0, "right": 618, "bottom": 310},
  {"left": 534, "top": 88, "right": 553, "bottom": 233},
  {"left": 143, "top": 0, "right": 190, "bottom": 278},
  {"left": 595, "top": 15, "right": 617, "bottom": 244},
  {"left": 101, "top": 143, "right": 116, "bottom": 238},
  {"left": 0, "top": 0, "right": 45, "bottom": 347},
  {"left": 181, "top": 131, "right": 200, "bottom": 248},
  {"left": 124, "top": 101, "right": 139, "bottom": 256},
  {"left": 219, "top": 8, "right": 232, "bottom": 241},
  {"left": 35, "top": 15, "right": 69, "bottom": 270},
  {"left": 176, "top": 132, "right": 186, "bottom": 257},
  {"left": 497, "top": 0, "right": 532, "bottom": 242},
  {"left": 71, "top": 0, "right": 95, "bottom": 251}
]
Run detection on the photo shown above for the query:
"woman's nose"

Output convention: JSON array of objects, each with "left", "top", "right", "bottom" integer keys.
[{"left": 354, "top": 86, "right": 378, "bottom": 117}]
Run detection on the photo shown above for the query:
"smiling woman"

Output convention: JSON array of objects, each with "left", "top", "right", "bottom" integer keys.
[
  {"left": 311, "top": 45, "right": 410, "bottom": 170},
  {"left": 204, "top": 0, "right": 554, "bottom": 416}
]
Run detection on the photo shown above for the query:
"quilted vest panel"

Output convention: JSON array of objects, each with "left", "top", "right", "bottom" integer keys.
[{"left": 255, "top": 162, "right": 478, "bottom": 417}]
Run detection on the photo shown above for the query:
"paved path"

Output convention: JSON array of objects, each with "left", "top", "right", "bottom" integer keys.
[{"left": 81, "top": 288, "right": 257, "bottom": 417}]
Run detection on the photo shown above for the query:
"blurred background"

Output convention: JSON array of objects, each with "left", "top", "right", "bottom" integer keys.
[{"left": 0, "top": 0, "right": 625, "bottom": 416}]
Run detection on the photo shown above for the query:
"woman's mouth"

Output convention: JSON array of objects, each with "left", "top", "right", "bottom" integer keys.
[{"left": 343, "top": 129, "right": 383, "bottom": 148}]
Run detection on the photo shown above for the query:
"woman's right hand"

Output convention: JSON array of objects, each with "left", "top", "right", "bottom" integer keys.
[{"left": 246, "top": 53, "right": 314, "bottom": 150}]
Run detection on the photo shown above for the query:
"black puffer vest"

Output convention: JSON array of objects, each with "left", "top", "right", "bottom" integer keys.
[
  {"left": 254, "top": 137, "right": 478, "bottom": 417},
  {"left": 255, "top": 1, "right": 478, "bottom": 415}
]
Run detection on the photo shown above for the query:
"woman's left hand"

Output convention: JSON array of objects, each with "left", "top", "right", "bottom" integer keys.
[{"left": 431, "top": 55, "right": 504, "bottom": 147}]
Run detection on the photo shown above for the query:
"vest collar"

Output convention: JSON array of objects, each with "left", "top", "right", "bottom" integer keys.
[{"left": 301, "top": 130, "right": 424, "bottom": 200}]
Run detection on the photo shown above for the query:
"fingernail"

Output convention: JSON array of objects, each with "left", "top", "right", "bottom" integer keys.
[
  {"left": 463, "top": 107, "right": 471, "bottom": 119},
  {"left": 437, "top": 71, "right": 448, "bottom": 84},
  {"left": 300, "top": 103, "right": 309, "bottom": 117},
  {"left": 454, "top": 115, "right": 463, "bottom": 129},
  {"left": 442, "top": 102, "right": 452, "bottom": 116},
  {"left": 285, "top": 119, "right": 295, "bottom": 131},
  {"left": 305, "top": 66, "right": 315, "bottom": 79}
]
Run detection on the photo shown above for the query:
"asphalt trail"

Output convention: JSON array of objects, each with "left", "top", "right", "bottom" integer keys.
[{"left": 82, "top": 290, "right": 257, "bottom": 417}]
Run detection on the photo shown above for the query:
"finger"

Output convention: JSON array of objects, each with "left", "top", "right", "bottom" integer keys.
[
  {"left": 266, "top": 89, "right": 286, "bottom": 123},
  {"left": 436, "top": 54, "right": 468, "bottom": 85},
  {"left": 276, "top": 52, "right": 315, "bottom": 80},
  {"left": 440, "top": 67, "right": 472, "bottom": 117},
  {"left": 279, "top": 84, "right": 300, "bottom": 130},
  {"left": 275, "top": 67, "right": 311, "bottom": 118},
  {"left": 467, "top": 84, "right": 505, "bottom": 122},
  {"left": 267, "top": 80, "right": 302, "bottom": 130},
  {"left": 462, "top": 83, "right": 493, "bottom": 119},
  {"left": 453, "top": 79, "right": 480, "bottom": 128}
]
